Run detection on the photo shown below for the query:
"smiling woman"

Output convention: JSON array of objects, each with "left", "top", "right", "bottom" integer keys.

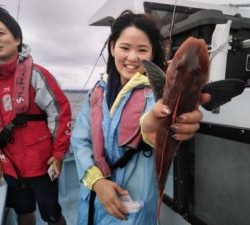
[
  {"left": 70, "top": 10, "right": 205, "bottom": 225},
  {"left": 0, "top": 6, "right": 72, "bottom": 225}
]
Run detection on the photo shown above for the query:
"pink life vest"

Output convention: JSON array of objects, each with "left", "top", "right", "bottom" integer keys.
[
  {"left": 0, "top": 56, "right": 33, "bottom": 131},
  {"left": 90, "top": 85, "right": 151, "bottom": 177},
  {"left": 13, "top": 56, "right": 33, "bottom": 114}
]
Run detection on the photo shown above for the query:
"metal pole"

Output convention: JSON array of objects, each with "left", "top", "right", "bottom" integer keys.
[{"left": 16, "top": 0, "right": 21, "bottom": 21}]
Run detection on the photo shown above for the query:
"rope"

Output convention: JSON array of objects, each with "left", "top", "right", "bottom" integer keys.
[{"left": 82, "top": 39, "right": 108, "bottom": 90}]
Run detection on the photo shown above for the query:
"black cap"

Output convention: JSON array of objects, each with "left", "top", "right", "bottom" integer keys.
[{"left": 0, "top": 7, "right": 23, "bottom": 52}]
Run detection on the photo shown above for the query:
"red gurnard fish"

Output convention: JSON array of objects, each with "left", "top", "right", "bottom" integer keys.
[{"left": 142, "top": 37, "right": 210, "bottom": 201}]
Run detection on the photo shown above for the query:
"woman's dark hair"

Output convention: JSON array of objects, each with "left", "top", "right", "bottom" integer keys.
[
  {"left": 107, "top": 10, "right": 166, "bottom": 74},
  {"left": 105, "top": 10, "right": 166, "bottom": 108}
]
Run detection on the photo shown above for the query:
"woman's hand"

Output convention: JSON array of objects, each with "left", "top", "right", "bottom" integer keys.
[
  {"left": 141, "top": 93, "right": 211, "bottom": 143},
  {"left": 141, "top": 98, "right": 170, "bottom": 136},
  {"left": 47, "top": 156, "right": 63, "bottom": 178},
  {"left": 170, "top": 109, "right": 203, "bottom": 141},
  {"left": 93, "top": 178, "right": 128, "bottom": 220}
]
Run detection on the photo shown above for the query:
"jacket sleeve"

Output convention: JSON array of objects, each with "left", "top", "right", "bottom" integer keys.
[
  {"left": 140, "top": 92, "right": 156, "bottom": 146},
  {"left": 31, "top": 65, "right": 72, "bottom": 160},
  {"left": 70, "top": 95, "right": 95, "bottom": 181}
]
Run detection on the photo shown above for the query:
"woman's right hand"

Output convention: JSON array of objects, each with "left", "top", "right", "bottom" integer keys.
[{"left": 93, "top": 178, "right": 128, "bottom": 220}]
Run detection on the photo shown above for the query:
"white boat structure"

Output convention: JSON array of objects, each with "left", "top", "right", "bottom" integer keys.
[{"left": 1, "top": 0, "right": 250, "bottom": 225}]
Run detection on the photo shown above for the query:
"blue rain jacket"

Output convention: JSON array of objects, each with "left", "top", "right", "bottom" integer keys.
[{"left": 71, "top": 73, "right": 158, "bottom": 225}]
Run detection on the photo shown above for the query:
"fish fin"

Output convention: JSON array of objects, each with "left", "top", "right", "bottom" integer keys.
[
  {"left": 202, "top": 79, "right": 246, "bottom": 111},
  {"left": 142, "top": 60, "right": 165, "bottom": 100}
]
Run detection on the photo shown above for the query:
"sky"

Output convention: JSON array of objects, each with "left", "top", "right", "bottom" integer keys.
[
  {"left": 0, "top": 0, "right": 110, "bottom": 90},
  {"left": 1, "top": 0, "right": 249, "bottom": 90}
]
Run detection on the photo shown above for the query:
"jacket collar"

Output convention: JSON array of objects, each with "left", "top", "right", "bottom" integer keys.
[{"left": 110, "top": 72, "right": 150, "bottom": 116}]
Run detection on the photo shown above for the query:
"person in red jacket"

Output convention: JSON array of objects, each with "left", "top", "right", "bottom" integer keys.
[{"left": 0, "top": 7, "right": 71, "bottom": 225}]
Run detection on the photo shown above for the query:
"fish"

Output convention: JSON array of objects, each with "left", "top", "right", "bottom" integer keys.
[
  {"left": 142, "top": 36, "right": 210, "bottom": 205},
  {"left": 142, "top": 36, "right": 246, "bottom": 212}
]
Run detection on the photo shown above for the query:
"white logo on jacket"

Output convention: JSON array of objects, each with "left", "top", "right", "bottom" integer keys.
[
  {"left": 3, "top": 87, "right": 11, "bottom": 93},
  {"left": 2, "top": 94, "right": 12, "bottom": 112},
  {"left": 16, "top": 97, "right": 24, "bottom": 103},
  {"left": 0, "top": 153, "right": 6, "bottom": 162}
]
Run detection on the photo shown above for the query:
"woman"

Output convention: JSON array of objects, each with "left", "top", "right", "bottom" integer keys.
[
  {"left": 0, "top": 7, "right": 71, "bottom": 225},
  {"left": 71, "top": 11, "right": 208, "bottom": 225}
]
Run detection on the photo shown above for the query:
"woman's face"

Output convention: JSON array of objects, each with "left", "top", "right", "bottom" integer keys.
[
  {"left": 111, "top": 26, "right": 153, "bottom": 85},
  {"left": 0, "top": 21, "right": 20, "bottom": 63}
]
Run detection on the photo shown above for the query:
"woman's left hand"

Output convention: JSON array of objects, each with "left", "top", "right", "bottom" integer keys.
[
  {"left": 170, "top": 109, "right": 202, "bottom": 141},
  {"left": 47, "top": 156, "right": 63, "bottom": 178}
]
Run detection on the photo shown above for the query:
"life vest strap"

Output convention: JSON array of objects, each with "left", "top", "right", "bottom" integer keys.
[
  {"left": 0, "top": 113, "right": 47, "bottom": 149},
  {"left": 12, "top": 114, "right": 47, "bottom": 127}
]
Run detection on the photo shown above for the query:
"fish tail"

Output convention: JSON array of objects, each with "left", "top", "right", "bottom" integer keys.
[{"left": 157, "top": 190, "right": 165, "bottom": 217}]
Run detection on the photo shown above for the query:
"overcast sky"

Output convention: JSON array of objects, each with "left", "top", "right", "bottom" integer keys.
[
  {"left": 1, "top": 0, "right": 249, "bottom": 89},
  {"left": 1, "top": 0, "right": 110, "bottom": 90}
]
